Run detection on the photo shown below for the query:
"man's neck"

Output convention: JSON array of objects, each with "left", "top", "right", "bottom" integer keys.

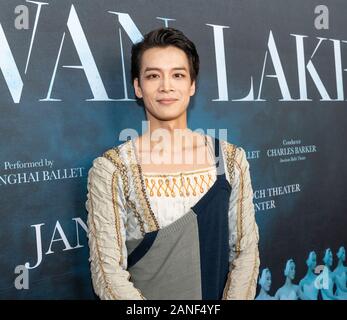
[{"left": 138, "top": 128, "right": 203, "bottom": 158}]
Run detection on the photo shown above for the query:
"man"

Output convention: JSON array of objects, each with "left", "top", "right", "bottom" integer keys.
[{"left": 86, "top": 27, "right": 260, "bottom": 300}]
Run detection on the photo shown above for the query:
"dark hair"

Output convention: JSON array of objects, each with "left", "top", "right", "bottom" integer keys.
[{"left": 131, "top": 27, "right": 199, "bottom": 84}]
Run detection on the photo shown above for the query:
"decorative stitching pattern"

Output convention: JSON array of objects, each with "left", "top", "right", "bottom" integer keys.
[
  {"left": 128, "top": 141, "right": 160, "bottom": 232},
  {"left": 110, "top": 170, "right": 123, "bottom": 265},
  {"left": 224, "top": 142, "right": 240, "bottom": 251},
  {"left": 144, "top": 173, "right": 215, "bottom": 197},
  {"left": 89, "top": 185, "right": 119, "bottom": 299},
  {"left": 103, "top": 147, "right": 147, "bottom": 236},
  {"left": 234, "top": 158, "right": 244, "bottom": 254},
  {"left": 99, "top": 150, "right": 146, "bottom": 298},
  {"left": 222, "top": 142, "right": 238, "bottom": 300},
  {"left": 142, "top": 165, "right": 216, "bottom": 177}
]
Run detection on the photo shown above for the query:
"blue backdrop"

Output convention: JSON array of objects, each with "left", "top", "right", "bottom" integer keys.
[{"left": 0, "top": 0, "right": 346, "bottom": 299}]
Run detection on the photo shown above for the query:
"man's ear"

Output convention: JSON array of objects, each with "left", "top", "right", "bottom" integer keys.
[
  {"left": 189, "top": 80, "right": 196, "bottom": 96},
  {"left": 134, "top": 78, "right": 143, "bottom": 99}
]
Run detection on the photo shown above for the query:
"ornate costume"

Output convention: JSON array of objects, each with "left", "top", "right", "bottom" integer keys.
[{"left": 85, "top": 135, "right": 260, "bottom": 300}]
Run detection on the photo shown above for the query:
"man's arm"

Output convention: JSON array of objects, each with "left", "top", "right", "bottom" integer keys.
[
  {"left": 223, "top": 146, "right": 260, "bottom": 300},
  {"left": 86, "top": 156, "right": 145, "bottom": 300}
]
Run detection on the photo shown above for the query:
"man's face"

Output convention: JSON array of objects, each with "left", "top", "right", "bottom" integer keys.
[{"left": 133, "top": 46, "right": 196, "bottom": 121}]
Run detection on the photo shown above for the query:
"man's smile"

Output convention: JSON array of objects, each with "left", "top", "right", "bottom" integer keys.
[{"left": 156, "top": 98, "right": 179, "bottom": 105}]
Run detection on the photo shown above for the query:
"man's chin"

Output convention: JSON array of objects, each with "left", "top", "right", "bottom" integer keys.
[
  {"left": 155, "top": 114, "right": 184, "bottom": 121},
  {"left": 148, "top": 109, "right": 187, "bottom": 122}
]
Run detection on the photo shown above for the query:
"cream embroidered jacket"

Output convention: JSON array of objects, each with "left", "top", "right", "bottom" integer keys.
[{"left": 85, "top": 138, "right": 260, "bottom": 300}]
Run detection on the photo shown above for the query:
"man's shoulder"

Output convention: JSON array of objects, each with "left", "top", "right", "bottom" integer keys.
[
  {"left": 218, "top": 138, "right": 251, "bottom": 180},
  {"left": 102, "top": 140, "right": 128, "bottom": 157},
  {"left": 101, "top": 140, "right": 131, "bottom": 168},
  {"left": 218, "top": 138, "right": 244, "bottom": 161},
  {"left": 220, "top": 138, "right": 238, "bottom": 151}
]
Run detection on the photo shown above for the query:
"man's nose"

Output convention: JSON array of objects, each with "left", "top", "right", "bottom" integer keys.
[{"left": 159, "top": 75, "right": 174, "bottom": 92}]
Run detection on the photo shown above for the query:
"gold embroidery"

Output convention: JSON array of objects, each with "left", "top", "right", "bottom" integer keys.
[
  {"left": 102, "top": 149, "right": 128, "bottom": 265},
  {"left": 142, "top": 165, "right": 215, "bottom": 177},
  {"left": 224, "top": 141, "right": 237, "bottom": 183},
  {"left": 222, "top": 142, "right": 238, "bottom": 299},
  {"left": 116, "top": 147, "right": 147, "bottom": 236},
  {"left": 223, "top": 142, "right": 240, "bottom": 251},
  {"left": 103, "top": 147, "right": 147, "bottom": 236},
  {"left": 234, "top": 158, "right": 244, "bottom": 254},
  {"left": 226, "top": 143, "right": 240, "bottom": 251},
  {"left": 144, "top": 173, "right": 215, "bottom": 197},
  {"left": 110, "top": 170, "right": 123, "bottom": 266},
  {"left": 89, "top": 187, "right": 119, "bottom": 299},
  {"left": 127, "top": 141, "right": 160, "bottom": 232},
  {"left": 99, "top": 147, "right": 146, "bottom": 298},
  {"left": 223, "top": 145, "right": 258, "bottom": 300}
]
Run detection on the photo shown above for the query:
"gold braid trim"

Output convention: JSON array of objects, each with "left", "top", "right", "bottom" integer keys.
[
  {"left": 103, "top": 147, "right": 146, "bottom": 236},
  {"left": 223, "top": 142, "right": 241, "bottom": 251},
  {"left": 144, "top": 173, "right": 215, "bottom": 197},
  {"left": 110, "top": 170, "right": 123, "bottom": 265},
  {"left": 89, "top": 187, "right": 119, "bottom": 299},
  {"left": 102, "top": 147, "right": 145, "bottom": 299},
  {"left": 222, "top": 141, "right": 238, "bottom": 300},
  {"left": 127, "top": 141, "right": 160, "bottom": 233},
  {"left": 234, "top": 158, "right": 244, "bottom": 255},
  {"left": 227, "top": 147, "right": 257, "bottom": 300}
]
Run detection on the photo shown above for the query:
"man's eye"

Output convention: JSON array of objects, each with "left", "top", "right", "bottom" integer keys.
[
  {"left": 174, "top": 73, "right": 185, "bottom": 78},
  {"left": 146, "top": 74, "right": 159, "bottom": 79}
]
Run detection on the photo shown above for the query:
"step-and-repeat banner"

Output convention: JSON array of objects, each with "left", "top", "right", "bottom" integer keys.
[{"left": 0, "top": 0, "right": 346, "bottom": 299}]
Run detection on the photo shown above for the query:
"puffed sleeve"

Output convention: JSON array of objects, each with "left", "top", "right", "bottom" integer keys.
[
  {"left": 222, "top": 146, "right": 260, "bottom": 300},
  {"left": 85, "top": 156, "right": 145, "bottom": 300}
]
